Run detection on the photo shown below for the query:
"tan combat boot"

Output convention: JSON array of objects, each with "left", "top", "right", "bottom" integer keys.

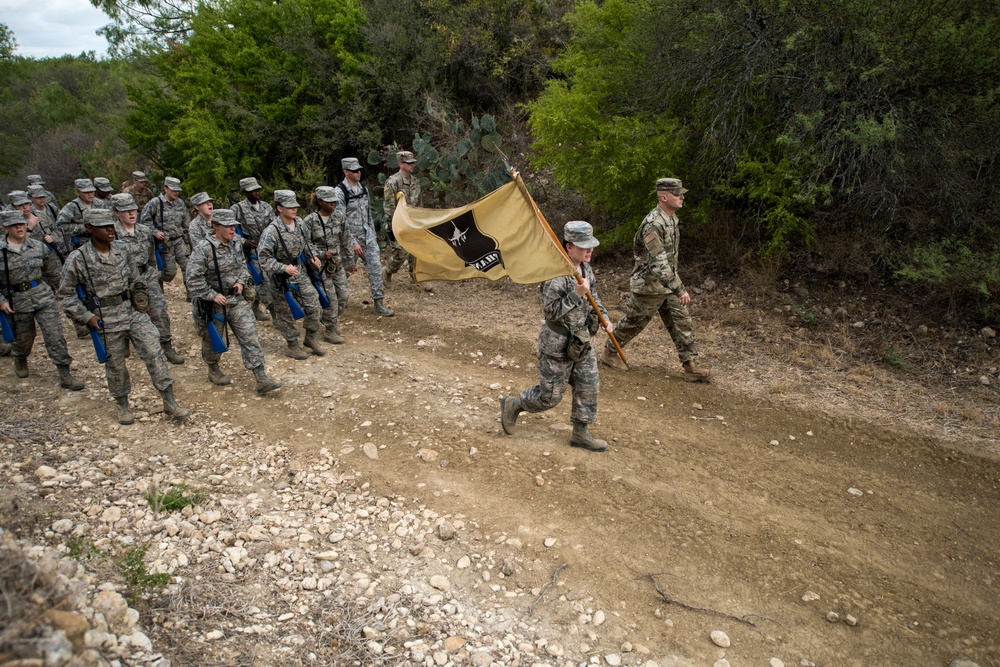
[
  {"left": 207, "top": 362, "right": 232, "bottom": 386},
  {"left": 303, "top": 333, "right": 326, "bottom": 356},
  {"left": 599, "top": 345, "right": 627, "bottom": 370},
  {"left": 500, "top": 396, "right": 523, "bottom": 435},
  {"left": 285, "top": 340, "right": 308, "bottom": 360},
  {"left": 160, "top": 386, "right": 191, "bottom": 420},
  {"left": 57, "top": 364, "right": 85, "bottom": 391},
  {"left": 115, "top": 396, "right": 135, "bottom": 425},
  {"left": 161, "top": 341, "right": 185, "bottom": 365},
  {"left": 569, "top": 422, "right": 609, "bottom": 452},
  {"left": 682, "top": 360, "right": 712, "bottom": 382},
  {"left": 252, "top": 366, "right": 282, "bottom": 395},
  {"left": 13, "top": 356, "right": 28, "bottom": 378},
  {"left": 323, "top": 326, "right": 344, "bottom": 345}
]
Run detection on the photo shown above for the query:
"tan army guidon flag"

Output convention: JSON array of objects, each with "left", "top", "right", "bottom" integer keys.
[{"left": 392, "top": 176, "right": 575, "bottom": 284}]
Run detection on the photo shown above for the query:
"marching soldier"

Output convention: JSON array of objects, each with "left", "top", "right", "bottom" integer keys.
[
  {"left": 93, "top": 178, "right": 115, "bottom": 208},
  {"left": 139, "top": 176, "right": 189, "bottom": 285},
  {"left": 501, "top": 221, "right": 614, "bottom": 452},
  {"left": 258, "top": 190, "right": 325, "bottom": 359},
  {"left": 110, "top": 193, "right": 184, "bottom": 365},
  {"left": 188, "top": 192, "right": 214, "bottom": 250},
  {"left": 0, "top": 210, "right": 84, "bottom": 390},
  {"left": 57, "top": 178, "right": 98, "bottom": 251},
  {"left": 382, "top": 150, "right": 422, "bottom": 286},
  {"left": 26, "top": 175, "right": 59, "bottom": 209},
  {"left": 186, "top": 208, "right": 282, "bottom": 394},
  {"left": 121, "top": 171, "right": 154, "bottom": 210},
  {"left": 231, "top": 177, "right": 274, "bottom": 322},
  {"left": 27, "top": 185, "right": 65, "bottom": 260},
  {"left": 303, "top": 186, "right": 353, "bottom": 344},
  {"left": 58, "top": 208, "right": 190, "bottom": 425},
  {"left": 333, "top": 157, "right": 394, "bottom": 317}
]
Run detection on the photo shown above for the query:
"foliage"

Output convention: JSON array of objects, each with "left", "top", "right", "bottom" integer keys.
[
  {"left": 144, "top": 482, "right": 204, "bottom": 513},
  {"left": 895, "top": 238, "right": 1000, "bottom": 315},
  {"left": 0, "top": 23, "right": 15, "bottom": 61},
  {"left": 88, "top": 0, "right": 196, "bottom": 56},
  {"left": 114, "top": 545, "right": 170, "bottom": 603}
]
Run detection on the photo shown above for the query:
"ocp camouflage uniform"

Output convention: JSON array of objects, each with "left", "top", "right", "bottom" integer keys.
[
  {"left": 0, "top": 235, "right": 75, "bottom": 372},
  {"left": 113, "top": 216, "right": 175, "bottom": 348},
  {"left": 518, "top": 262, "right": 608, "bottom": 424},
  {"left": 258, "top": 216, "right": 322, "bottom": 344},
  {"left": 382, "top": 168, "right": 420, "bottom": 276},
  {"left": 303, "top": 207, "right": 351, "bottom": 322},
  {"left": 232, "top": 195, "right": 276, "bottom": 311},
  {"left": 58, "top": 239, "right": 174, "bottom": 399},
  {"left": 333, "top": 179, "right": 383, "bottom": 300},
  {"left": 139, "top": 193, "right": 189, "bottom": 282},
  {"left": 186, "top": 234, "right": 265, "bottom": 371},
  {"left": 610, "top": 204, "right": 698, "bottom": 363},
  {"left": 122, "top": 183, "right": 153, "bottom": 210}
]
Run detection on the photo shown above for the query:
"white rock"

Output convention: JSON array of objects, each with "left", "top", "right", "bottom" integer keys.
[
  {"left": 714, "top": 660, "right": 731, "bottom": 667},
  {"left": 710, "top": 630, "right": 730, "bottom": 647},
  {"left": 200, "top": 510, "right": 223, "bottom": 524},
  {"left": 826, "top": 611, "right": 840, "bottom": 622},
  {"left": 593, "top": 610, "right": 606, "bottom": 626},
  {"left": 430, "top": 575, "right": 451, "bottom": 591},
  {"left": 35, "top": 465, "right": 58, "bottom": 479},
  {"left": 605, "top": 654, "right": 621, "bottom": 666},
  {"left": 770, "top": 659, "right": 785, "bottom": 667},
  {"left": 847, "top": 488, "right": 864, "bottom": 496},
  {"left": 801, "top": 591, "right": 820, "bottom": 602},
  {"left": 101, "top": 507, "right": 121, "bottom": 523},
  {"left": 205, "top": 630, "right": 224, "bottom": 640},
  {"left": 52, "top": 519, "right": 74, "bottom": 534},
  {"left": 456, "top": 556, "right": 471, "bottom": 569},
  {"left": 543, "top": 537, "right": 557, "bottom": 548},
  {"left": 363, "top": 443, "right": 379, "bottom": 460}
]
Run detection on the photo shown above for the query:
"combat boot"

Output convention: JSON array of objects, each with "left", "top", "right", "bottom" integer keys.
[
  {"left": 599, "top": 345, "right": 627, "bottom": 371},
  {"left": 162, "top": 341, "right": 185, "bottom": 365},
  {"left": 333, "top": 321, "right": 343, "bottom": 335},
  {"left": 252, "top": 366, "right": 282, "bottom": 395},
  {"left": 285, "top": 340, "right": 308, "bottom": 360},
  {"left": 160, "top": 386, "right": 191, "bottom": 420},
  {"left": 252, "top": 301, "right": 270, "bottom": 322},
  {"left": 303, "top": 333, "right": 326, "bottom": 356},
  {"left": 500, "top": 396, "right": 524, "bottom": 435},
  {"left": 57, "top": 365, "right": 85, "bottom": 391},
  {"left": 115, "top": 396, "right": 134, "bottom": 425},
  {"left": 373, "top": 299, "right": 395, "bottom": 317},
  {"left": 13, "top": 356, "right": 28, "bottom": 378},
  {"left": 682, "top": 360, "right": 712, "bottom": 382},
  {"left": 569, "top": 422, "right": 609, "bottom": 452},
  {"left": 323, "top": 326, "right": 345, "bottom": 345},
  {"left": 207, "top": 362, "right": 232, "bottom": 386}
]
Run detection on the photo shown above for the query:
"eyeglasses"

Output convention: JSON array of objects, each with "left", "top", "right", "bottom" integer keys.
[{"left": 347, "top": 168, "right": 362, "bottom": 173}]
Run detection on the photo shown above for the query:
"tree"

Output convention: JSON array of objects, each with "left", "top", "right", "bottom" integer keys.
[
  {"left": 0, "top": 22, "right": 15, "bottom": 61},
  {"left": 89, "top": 0, "right": 196, "bottom": 55}
]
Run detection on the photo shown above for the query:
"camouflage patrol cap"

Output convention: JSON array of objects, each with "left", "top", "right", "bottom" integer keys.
[
  {"left": 94, "top": 177, "right": 114, "bottom": 193},
  {"left": 111, "top": 193, "right": 138, "bottom": 211},
  {"left": 191, "top": 192, "right": 213, "bottom": 206},
  {"left": 211, "top": 208, "right": 238, "bottom": 226},
  {"left": 397, "top": 150, "right": 416, "bottom": 164},
  {"left": 239, "top": 177, "right": 262, "bottom": 192},
  {"left": 132, "top": 171, "right": 147, "bottom": 181},
  {"left": 1, "top": 210, "right": 25, "bottom": 227},
  {"left": 27, "top": 175, "right": 44, "bottom": 185},
  {"left": 341, "top": 157, "right": 362, "bottom": 171},
  {"left": 83, "top": 208, "right": 115, "bottom": 227},
  {"left": 75, "top": 178, "right": 96, "bottom": 193},
  {"left": 7, "top": 191, "right": 30, "bottom": 207},
  {"left": 273, "top": 190, "right": 300, "bottom": 208},
  {"left": 26, "top": 185, "right": 47, "bottom": 199},
  {"left": 164, "top": 176, "right": 182, "bottom": 192},
  {"left": 655, "top": 178, "right": 688, "bottom": 194},
  {"left": 315, "top": 186, "right": 338, "bottom": 203},
  {"left": 563, "top": 220, "right": 600, "bottom": 249}
]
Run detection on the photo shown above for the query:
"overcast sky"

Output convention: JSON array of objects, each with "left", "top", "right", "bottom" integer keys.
[{"left": 1, "top": 0, "right": 109, "bottom": 58}]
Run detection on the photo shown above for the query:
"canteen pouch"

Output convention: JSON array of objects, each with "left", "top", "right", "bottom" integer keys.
[{"left": 565, "top": 328, "right": 592, "bottom": 362}]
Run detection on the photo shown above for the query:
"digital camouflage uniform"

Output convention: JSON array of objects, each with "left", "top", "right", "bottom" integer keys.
[
  {"left": 518, "top": 262, "right": 608, "bottom": 424},
  {"left": 607, "top": 203, "right": 699, "bottom": 363},
  {"left": 0, "top": 230, "right": 75, "bottom": 373},
  {"left": 139, "top": 184, "right": 189, "bottom": 283},
  {"left": 26, "top": 176, "right": 58, "bottom": 210},
  {"left": 186, "top": 230, "right": 266, "bottom": 371},
  {"left": 258, "top": 212, "right": 322, "bottom": 344},
  {"left": 28, "top": 191, "right": 66, "bottom": 263},
  {"left": 112, "top": 206, "right": 175, "bottom": 347},
  {"left": 58, "top": 234, "right": 174, "bottom": 400},
  {"left": 188, "top": 213, "right": 213, "bottom": 252},
  {"left": 382, "top": 164, "right": 421, "bottom": 277},
  {"left": 57, "top": 197, "right": 95, "bottom": 250},
  {"left": 303, "top": 195, "right": 352, "bottom": 326},
  {"left": 333, "top": 173, "right": 383, "bottom": 301},
  {"left": 232, "top": 189, "right": 276, "bottom": 312}
]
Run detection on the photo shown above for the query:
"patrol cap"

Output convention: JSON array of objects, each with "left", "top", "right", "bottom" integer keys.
[
  {"left": 83, "top": 208, "right": 115, "bottom": 227},
  {"left": 27, "top": 175, "right": 44, "bottom": 185},
  {"left": 563, "top": 220, "right": 600, "bottom": 249},
  {"left": 274, "top": 190, "right": 300, "bottom": 208},
  {"left": 164, "top": 176, "right": 182, "bottom": 192},
  {"left": 132, "top": 171, "right": 147, "bottom": 181},
  {"left": 655, "top": 177, "right": 688, "bottom": 194},
  {"left": 7, "top": 191, "right": 30, "bottom": 207},
  {"left": 1, "top": 210, "right": 25, "bottom": 227},
  {"left": 94, "top": 177, "right": 114, "bottom": 193},
  {"left": 191, "top": 192, "right": 213, "bottom": 206},
  {"left": 26, "top": 185, "right": 47, "bottom": 199},
  {"left": 111, "top": 193, "right": 138, "bottom": 211},
  {"left": 315, "top": 186, "right": 338, "bottom": 203},
  {"left": 341, "top": 157, "right": 362, "bottom": 171},
  {"left": 397, "top": 150, "right": 416, "bottom": 164},
  {"left": 75, "top": 178, "right": 96, "bottom": 193},
  {"left": 239, "top": 177, "right": 262, "bottom": 192},
  {"left": 211, "top": 208, "right": 238, "bottom": 226}
]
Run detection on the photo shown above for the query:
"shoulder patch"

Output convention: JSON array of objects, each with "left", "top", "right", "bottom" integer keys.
[{"left": 644, "top": 231, "right": 664, "bottom": 257}]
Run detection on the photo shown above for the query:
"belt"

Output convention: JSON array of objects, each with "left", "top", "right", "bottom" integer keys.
[
  {"left": 1, "top": 280, "right": 40, "bottom": 293},
  {"left": 96, "top": 291, "right": 131, "bottom": 307},
  {"left": 544, "top": 320, "right": 570, "bottom": 336}
]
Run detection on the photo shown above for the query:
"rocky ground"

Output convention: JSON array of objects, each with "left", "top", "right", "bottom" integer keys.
[{"left": 1, "top": 262, "right": 998, "bottom": 667}]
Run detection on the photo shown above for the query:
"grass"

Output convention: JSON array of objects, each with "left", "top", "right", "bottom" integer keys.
[
  {"left": 144, "top": 482, "right": 205, "bottom": 514},
  {"left": 115, "top": 544, "right": 171, "bottom": 603}
]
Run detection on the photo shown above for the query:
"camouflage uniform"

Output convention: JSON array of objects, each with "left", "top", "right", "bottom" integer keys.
[
  {"left": 57, "top": 181, "right": 97, "bottom": 251},
  {"left": 258, "top": 206, "right": 322, "bottom": 345},
  {"left": 231, "top": 181, "right": 276, "bottom": 314},
  {"left": 92, "top": 178, "right": 115, "bottom": 209},
  {"left": 303, "top": 186, "right": 352, "bottom": 329},
  {"left": 607, "top": 197, "right": 699, "bottom": 364},
  {"left": 382, "top": 153, "right": 421, "bottom": 277},
  {"left": 121, "top": 172, "right": 154, "bottom": 210},
  {"left": 188, "top": 214, "right": 213, "bottom": 251},
  {"left": 58, "top": 220, "right": 176, "bottom": 400},
  {"left": 26, "top": 176, "right": 58, "bottom": 209},
  {"left": 111, "top": 195, "right": 176, "bottom": 350},
  {"left": 186, "top": 224, "right": 265, "bottom": 371},
  {"left": 1, "top": 220, "right": 75, "bottom": 373},
  {"left": 517, "top": 262, "right": 608, "bottom": 424},
  {"left": 139, "top": 179, "right": 189, "bottom": 283},
  {"left": 27, "top": 187, "right": 66, "bottom": 261},
  {"left": 332, "top": 161, "right": 383, "bottom": 301}
]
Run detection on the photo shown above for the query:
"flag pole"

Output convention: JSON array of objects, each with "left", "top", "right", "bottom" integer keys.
[{"left": 506, "top": 164, "right": 628, "bottom": 368}]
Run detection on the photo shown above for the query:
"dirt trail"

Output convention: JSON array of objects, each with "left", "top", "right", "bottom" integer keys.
[{"left": 5, "top": 270, "right": 999, "bottom": 665}]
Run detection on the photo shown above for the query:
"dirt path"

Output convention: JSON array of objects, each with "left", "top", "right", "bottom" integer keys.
[{"left": 4, "top": 269, "right": 999, "bottom": 665}]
